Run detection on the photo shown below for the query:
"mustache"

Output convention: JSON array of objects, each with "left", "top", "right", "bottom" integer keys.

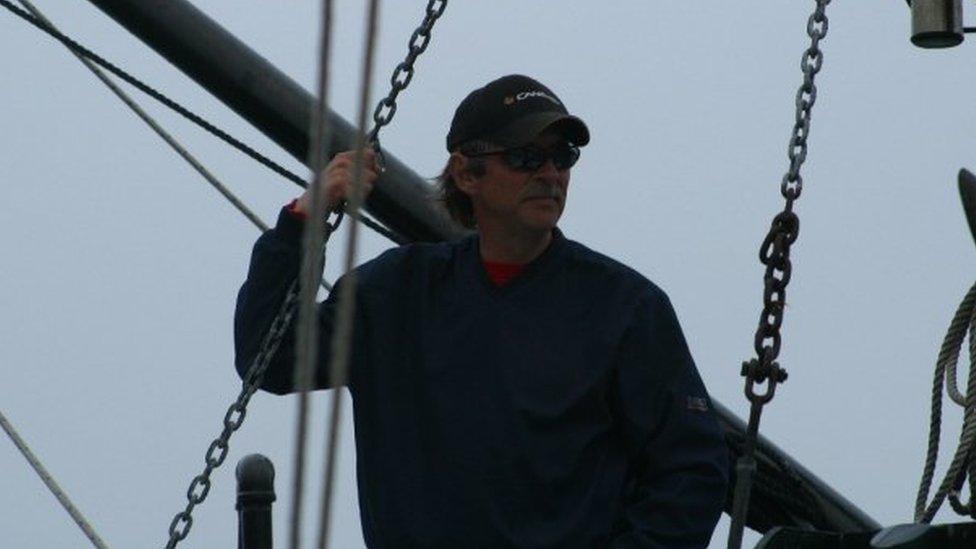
[{"left": 521, "top": 186, "right": 565, "bottom": 201}]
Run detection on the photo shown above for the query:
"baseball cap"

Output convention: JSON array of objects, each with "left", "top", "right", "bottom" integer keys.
[{"left": 446, "top": 74, "right": 590, "bottom": 151}]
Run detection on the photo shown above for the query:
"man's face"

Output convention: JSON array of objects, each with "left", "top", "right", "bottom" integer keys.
[{"left": 465, "top": 129, "right": 572, "bottom": 235}]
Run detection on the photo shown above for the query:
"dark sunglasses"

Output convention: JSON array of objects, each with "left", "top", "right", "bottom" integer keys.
[{"left": 466, "top": 143, "right": 581, "bottom": 172}]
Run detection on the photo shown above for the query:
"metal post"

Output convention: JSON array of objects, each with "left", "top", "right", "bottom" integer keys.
[{"left": 237, "top": 454, "right": 276, "bottom": 549}]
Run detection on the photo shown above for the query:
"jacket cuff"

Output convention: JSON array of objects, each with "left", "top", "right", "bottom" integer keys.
[{"left": 275, "top": 205, "right": 306, "bottom": 242}]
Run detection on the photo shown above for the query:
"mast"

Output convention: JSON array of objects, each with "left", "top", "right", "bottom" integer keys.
[{"left": 85, "top": 0, "right": 464, "bottom": 243}]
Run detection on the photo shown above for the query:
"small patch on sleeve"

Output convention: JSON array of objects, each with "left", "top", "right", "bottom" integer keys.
[{"left": 686, "top": 396, "right": 709, "bottom": 412}]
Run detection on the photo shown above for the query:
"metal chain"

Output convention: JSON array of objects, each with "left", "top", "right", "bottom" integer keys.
[
  {"left": 727, "top": 2, "right": 831, "bottom": 548},
  {"left": 165, "top": 280, "right": 297, "bottom": 547},
  {"left": 164, "top": 218, "right": 342, "bottom": 548},
  {"left": 367, "top": 0, "right": 447, "bottom": 154}
]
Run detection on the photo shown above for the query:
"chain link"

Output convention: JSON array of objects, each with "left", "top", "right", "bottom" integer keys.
[
  {"left": 781, "top": 8, "right": 828, "bottom": 202},
  {"left": 748, "top": 0, "right": 829, "bottom": 406},
  {"left": 163, "top": 2, "right": 448, "bottom": 545},
  {"left": 728, "top": 2, "right": 831, "bottom": 548},
  {"left": 367, "top": 0, "right": 447, "bottom": 149},
  {"left": 165, "top": 275, "right": 304, "bottom": 547}
]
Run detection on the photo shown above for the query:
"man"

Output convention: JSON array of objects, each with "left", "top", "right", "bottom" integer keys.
[{"left": 236, "top": 74, "right": 728, "bottom": 548}]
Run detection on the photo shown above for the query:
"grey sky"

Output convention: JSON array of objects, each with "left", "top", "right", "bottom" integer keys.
[{"left": 2, "top": 1, "right": 975, "bottom": 547}]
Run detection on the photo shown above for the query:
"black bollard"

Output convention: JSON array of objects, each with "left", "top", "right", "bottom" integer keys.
[{"left": 236, "top": 454, "right": 276, "bottom": 549}]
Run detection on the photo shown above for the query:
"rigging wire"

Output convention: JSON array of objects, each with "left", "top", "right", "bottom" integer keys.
[
  {"left": 6, "top": 1, "right": 434, "bottom": 546},
  {"left": 0, "top": 409, "right": 109, "bottom": 549},
  {"left": 8, "top": 0, "right": 270, "bottom": 232},
  {"left": 12, "top": 3, "right": 334, "bottom": 545},
  {"left": 315, "top": 1, "right": 381, "bottom": 545},
  {"left": 8, "top": 1, "right": 329, "bottom": 546},
  {"left": 0, "top": 0, "right": 403, "bottom": 246},
  {"left": 290, "top": 1, "right": 337, "bottom": 548}
]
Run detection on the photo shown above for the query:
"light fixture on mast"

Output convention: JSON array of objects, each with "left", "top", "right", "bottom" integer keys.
[{"left": 909, "top": 0, "right": 966, "bottom": 48}]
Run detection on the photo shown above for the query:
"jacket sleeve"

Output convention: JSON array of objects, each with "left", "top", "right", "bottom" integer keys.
[
  {"left": 233, "top": 207, "right": 358, "bottom": 395},
  {"left": 609, "top": 287, "right": 729, "bottom": 549}
]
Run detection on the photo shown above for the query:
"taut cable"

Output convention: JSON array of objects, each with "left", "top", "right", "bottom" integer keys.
[
  {"left": 0, "top": 408, "right": 109, "bottom": 549},
  {"left": 314, "top": 0, "right": 381, "bottom": 545},
  {"left": 290, "top": 1, "right": 337, "bottom": 548}
]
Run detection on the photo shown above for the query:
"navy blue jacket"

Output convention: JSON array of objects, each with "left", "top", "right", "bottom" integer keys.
[{"left": 235, "top": 209, "right": 728, "bottom": 548}]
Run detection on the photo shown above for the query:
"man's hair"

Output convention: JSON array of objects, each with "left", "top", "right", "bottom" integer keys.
[{"left": 436, "top": 140, "right": 491, "bottom": 229}]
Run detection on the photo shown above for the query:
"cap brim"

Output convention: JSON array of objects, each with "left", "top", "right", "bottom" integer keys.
[{"left": 490, "top": 112, "right": 590, "bottom": 148}]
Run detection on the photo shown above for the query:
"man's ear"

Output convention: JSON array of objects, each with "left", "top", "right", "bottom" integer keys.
[{"left": 449, "top": 153, "right": 477, "bottom": 196}]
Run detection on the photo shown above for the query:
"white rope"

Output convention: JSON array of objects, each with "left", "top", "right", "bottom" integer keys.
[
  {"left": 13, "top": 2, "right": 296, "bottom": 545},
  {"left": 290, "top": 0, "right": 336, "bottom": 548},
  {"left": 0, "top": 409, "right": 109, "bottom": 548},
  {"left": 15, "top": 0, "right": 271, "bottom": 234},
  {"left": 315, "top": 1, "right": 381, "bottom": 547},
  {"left": 16, "top": 0, "right": 336, "bottom": 294},
  {"left": 15, "top": 4, "right": 340, "bottom": 546}
]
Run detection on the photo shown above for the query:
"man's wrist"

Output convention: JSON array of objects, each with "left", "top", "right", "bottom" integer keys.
[{"left": 285, "top": 198, "right": 308, "bottom": 221}]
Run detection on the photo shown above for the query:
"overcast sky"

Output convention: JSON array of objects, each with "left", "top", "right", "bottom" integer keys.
[{"left": 3, "top": 1, "right": 976, "bottom": 548}]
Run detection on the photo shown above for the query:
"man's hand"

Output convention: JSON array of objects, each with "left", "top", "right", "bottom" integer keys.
[{"left": 293, "top": 149, "right": 380, "bottom": 216}]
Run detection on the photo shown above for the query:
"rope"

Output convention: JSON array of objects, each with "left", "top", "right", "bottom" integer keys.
[
  {"left": 0, "top": 0, "right": 404, "bottom": 245},
  {"left": 289, "top": 1, "right": 337, "bottom": 548},
  {"left": 7, "top": 2, "right": 321, "bottom": 544},
  {"left": 0, "top": 409, "right": 109, "bottom": 549},
  {"left": 316, "top": 2, "right": 381, "bottom": 547},
  {"left": 9, "top": 0, "right": 271, "bottom": 233},
  {"left": 10, "top": 0, "right": 344, "bottom": 295},
  {"left": 0, "top": 0, "right": 299, "bottom": 190},
  {"left": 915, "top": 281, "right": 976, "bottom": 522},
  {"left": 949, "top": 449, "right": 976, "bottom": 515}
]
